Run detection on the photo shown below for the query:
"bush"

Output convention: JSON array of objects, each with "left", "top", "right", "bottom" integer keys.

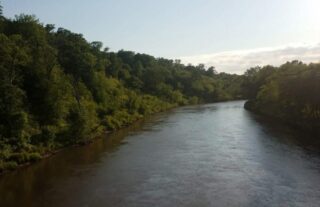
[
  {"left": 103, "top": 110, "right": 143, "bottom": 130},
  {"left": 188, "top": 96, "right": 199, "bottom": 105},
  {"left": 0, "top": 161, "right": 18, "bottom": 172},
  {"left": 7, "top": 152, "right": 42, "bottom": 164},
  {"left": 28, "top": 152, "right": 42, "bottom": 161}
]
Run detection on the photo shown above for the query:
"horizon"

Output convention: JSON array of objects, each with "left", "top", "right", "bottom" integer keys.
[{"left": 2, "top": 0, "right": 320, "bottom": 74}]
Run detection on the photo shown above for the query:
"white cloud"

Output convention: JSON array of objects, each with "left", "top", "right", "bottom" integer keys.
[{"left": 178, "top": 43, "right": 320, "bottom": 74}]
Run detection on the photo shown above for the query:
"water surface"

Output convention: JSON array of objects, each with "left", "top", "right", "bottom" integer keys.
[{"left": 1, "top": 100, "right": 320, "bottom": 207}]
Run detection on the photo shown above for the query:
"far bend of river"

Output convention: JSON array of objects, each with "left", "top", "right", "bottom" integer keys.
[{"left": 1, "top": 100, "right": 320, "bottom": 207}]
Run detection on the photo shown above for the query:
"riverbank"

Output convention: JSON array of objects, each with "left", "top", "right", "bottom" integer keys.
[
  {"left": 0, "top": 10, "right": 246, "bottom": 175},
  {"left": 244, "top": 100, "right": 320, "bottom": 136},
  {"left": 0, "top": 103, "right": 178, "bottom": 175},
  {"left": 1, "top": 96, "right": 243, "bottom": 175},
  {"left": 2, "top": 100, "right": 320, "bottom": 207}
]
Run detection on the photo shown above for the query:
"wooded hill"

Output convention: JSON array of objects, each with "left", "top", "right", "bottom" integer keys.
[
  {"left": 0, "top": 7, "right": 319, "bottom": 172},
  {"left": 0, "top": 12, "right": 243, "bottom": 171}
]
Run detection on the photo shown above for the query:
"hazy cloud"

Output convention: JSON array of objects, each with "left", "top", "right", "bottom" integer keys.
[{"left": 179, "top": 43, "right": 320, "bottom": 74}]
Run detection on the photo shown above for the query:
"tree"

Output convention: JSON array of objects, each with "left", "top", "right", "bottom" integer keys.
[
  {"left": 91, "top": 41, "right": 103, "bottom": 51},
  {"left": 0, "top": 34, "right": 32, "bottom": 145},
  {"left": 0, "top": 9, "right": 260, "bottom": 171},
  {"left": 0, "top": 1, "right": 3, "bottom": 17},
  {"left": 244, "top": 61, "right": 320, "bottom": 133}
]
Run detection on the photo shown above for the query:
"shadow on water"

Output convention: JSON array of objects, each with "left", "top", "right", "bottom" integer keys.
[
  {"left": 0, "top": 113, "right": 170, "bottom": 207},
  {"left": 1, "top": 100, "right": 320, "bottom": 207},
  {"left": 176, "top": 101, "right": 244, "bottom": 115},
  {"left": 246, "top": 110, "right": 320, "bottom": 156}
]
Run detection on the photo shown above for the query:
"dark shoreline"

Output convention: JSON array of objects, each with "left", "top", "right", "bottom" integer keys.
[
  {"left": 244, "top": 100, "right": 320, "bottom": 139},
  {"left": 0, "top": 99, "right": 247, "bottom": 175},
  {"left": 0, "top": 106, "right": 177, "bottom": 175}
]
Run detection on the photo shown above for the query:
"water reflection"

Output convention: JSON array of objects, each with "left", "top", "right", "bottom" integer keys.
[
  {"left": 0, "top": 100, "right": 320, "bottom": 207},
  {"left": 0, "top": 118, "right": 150, "bottom": 207}
]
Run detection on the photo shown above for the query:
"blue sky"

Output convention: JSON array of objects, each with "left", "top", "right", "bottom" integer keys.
[{"left": 2, "top": 0, "right": 320, "bottom": 73}]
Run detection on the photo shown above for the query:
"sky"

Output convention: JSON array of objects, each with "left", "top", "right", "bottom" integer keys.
[{"left": 2, "top": 0, "right": 320, "bottom": 74}]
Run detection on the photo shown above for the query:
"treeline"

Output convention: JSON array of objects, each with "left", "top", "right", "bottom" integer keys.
[
  {"left": 244, "top": 61, "right": 320, "bottom": 134},
  {"left": 0, "top": 11, "right": 244, "bottom": 171}
]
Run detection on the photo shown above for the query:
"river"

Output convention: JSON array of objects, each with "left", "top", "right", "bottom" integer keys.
[{"left": 1, "top": 100, "right": 320, "bottom": 207}]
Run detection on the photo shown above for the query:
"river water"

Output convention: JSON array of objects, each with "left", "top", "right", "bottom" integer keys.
[{"left": 1, "top": 100, "right": 320, "bottom": 207}]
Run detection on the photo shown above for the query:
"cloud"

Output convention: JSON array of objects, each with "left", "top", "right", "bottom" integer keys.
[{"left": 178, "top": 43, "right": 320, "bottom": 74}]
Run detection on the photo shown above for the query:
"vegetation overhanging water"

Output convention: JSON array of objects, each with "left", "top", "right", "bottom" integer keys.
[{"left": 0, "top": 4, "right": 319, "bottom": 175}]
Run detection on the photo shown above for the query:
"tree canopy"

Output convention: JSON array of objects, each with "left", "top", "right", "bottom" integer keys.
[
  {"left": 0, "top": 10, "right": 244, "bottom": 172},
  {"left": 244, "top": 61, "right": 320, "bottom": 134},
  {"left": 1, "top": 4, "right": 319, "bottom": 172}
]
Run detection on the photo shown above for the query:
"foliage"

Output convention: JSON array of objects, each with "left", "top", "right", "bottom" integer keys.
[
  {"left": 0, "top": 9, "right": 245, "bottom": 171},
  {"left": 244, "top": 61, "right": 320, "bottom": 133},
  {"left": 1, "top": 6, "right": 318, "bottom": 171}
]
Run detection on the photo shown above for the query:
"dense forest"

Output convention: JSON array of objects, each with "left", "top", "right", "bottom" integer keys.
[
  {"left": 0, "top": 5, "right": 319, "bottom": 172},
  {"left": 0, "top": 9, "right": 244, "bottom": 171},
  {"left": 244, "top": 61, "right": 320, "bottom": 134}
]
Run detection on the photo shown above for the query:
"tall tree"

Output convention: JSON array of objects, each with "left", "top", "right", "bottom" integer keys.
[{"left": 0, "top": 1, "right": 3, "bottom": 17}]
